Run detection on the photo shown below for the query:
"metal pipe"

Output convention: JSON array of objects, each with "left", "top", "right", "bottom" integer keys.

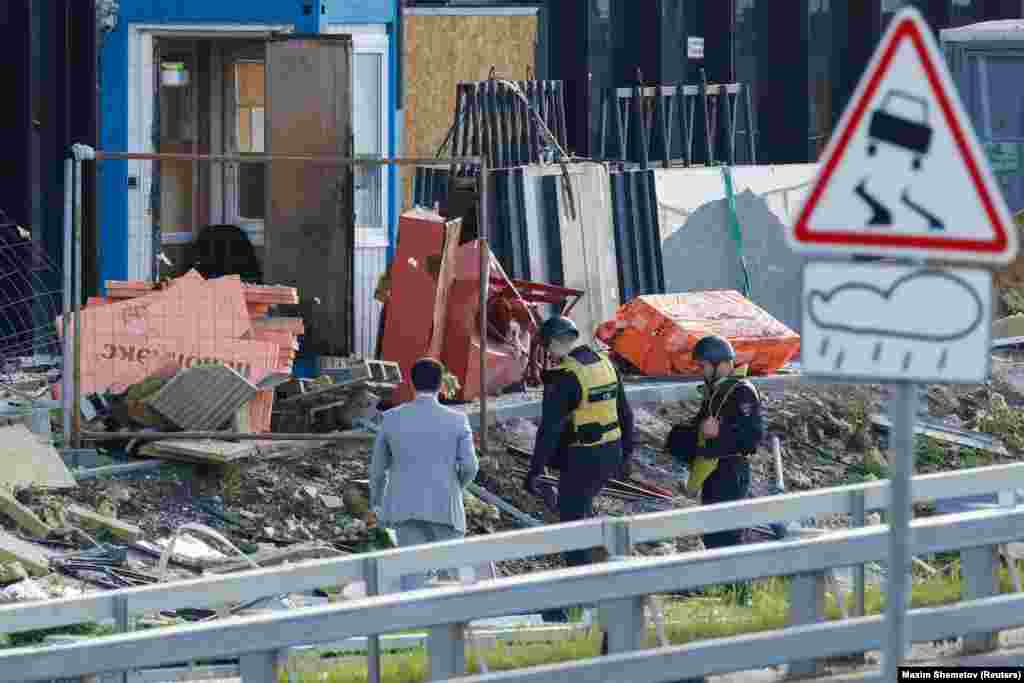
[
  {"left": 466, "top": 482, "right": 540, "bottom": 528},
  {"left": 478, "top": 158, "right": 490, "bottom": 459},
  {"left": 92, "top": 152, "right": 482, "bottom": 166},
  {"left": 73, "top": 158, "right": 83, "bottom": 448},
  {"left": 62, "top": 157, "right": 73, "bottom": 442},
  {"left": 79, "top": 430, "right": 374, "bottom": 442},
  {"left": 884, "top": 382, "right": 918, "bottom": 679}
]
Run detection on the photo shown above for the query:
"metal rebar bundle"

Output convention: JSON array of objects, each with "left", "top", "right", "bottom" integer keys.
[{"left": 441, "top": 79, "right": 569, "bottom": 175}]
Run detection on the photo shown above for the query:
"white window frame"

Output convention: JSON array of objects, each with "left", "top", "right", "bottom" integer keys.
[
  {"left": 129, "top": 23, "right": 293, "bottom": 274},
  {"left": 226, "top": 58, "right": 269, "bottom": 241},
  {"left": 328, "top": 24, "right": 391, "bottom": 249}
]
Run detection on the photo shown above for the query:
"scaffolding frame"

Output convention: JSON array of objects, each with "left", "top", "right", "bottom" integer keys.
[{"left": 63, "top": 145, "right": 492, "bottom": 461}]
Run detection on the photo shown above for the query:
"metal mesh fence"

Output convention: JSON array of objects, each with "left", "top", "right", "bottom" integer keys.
[{"left": 0, "top": 209, "right": 63, "bottom": 381}]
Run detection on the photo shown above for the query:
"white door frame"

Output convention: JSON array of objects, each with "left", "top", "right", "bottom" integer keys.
[
  {"left": 328, "top": 24, "right": 391, "bottom": 249},
  {"left": 126, "top": 22, "right": 292, "bottom": 279}
]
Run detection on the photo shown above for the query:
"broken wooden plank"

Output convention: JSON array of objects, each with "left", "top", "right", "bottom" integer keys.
[
  {"left": 0, "top": 487, "right": 52, "bottom": 538},
  {"left": 0, "top": 424, "right": 76, "bottom": 490},
  {"left": 870, "top": 414, "right": 1009, "bottom": 456},
  {"left": 66, "top": 504, "right": 144, "bottom": 543},
  {"left": 0, "top": 529, "right": 50, "bottom": 576}
]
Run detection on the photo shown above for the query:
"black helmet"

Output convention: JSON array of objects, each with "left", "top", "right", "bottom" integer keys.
[
  {"left": 538, "top": 316, "right": 579, "bottom": 346},
  {"left": 693, "top": 335, "right": 735, "bottom": 365}
]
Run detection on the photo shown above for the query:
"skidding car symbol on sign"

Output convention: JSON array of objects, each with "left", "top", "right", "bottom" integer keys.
[
  {"left": 856, "top": 88, "right": 945, "bottom": 231},
  {"left": 867, "top": 89, "right": 933, "bottom": 171}
]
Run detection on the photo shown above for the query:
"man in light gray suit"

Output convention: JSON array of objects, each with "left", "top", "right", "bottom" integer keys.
[{"left": 368, "top": 357, "right": 479, "bottom": 591}]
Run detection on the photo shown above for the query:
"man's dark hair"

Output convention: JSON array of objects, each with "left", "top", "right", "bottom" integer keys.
[{"left": 411, "top": 357, "right": 444, "bottom": 393}]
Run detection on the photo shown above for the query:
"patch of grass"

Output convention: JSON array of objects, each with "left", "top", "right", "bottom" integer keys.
[
  {"left": 286, "top": 565, "right": 1024, "bottom": 683},
  {"left": 914, "top": 436, "right": 947, "bottom": 468},
  {"left": 2, "top": 622, "right": 116, "bottom": 649}
]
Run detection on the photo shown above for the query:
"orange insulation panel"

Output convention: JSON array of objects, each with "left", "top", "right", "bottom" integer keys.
[{"left": 596, "top": 290, "right": 801, "bottom": 377}]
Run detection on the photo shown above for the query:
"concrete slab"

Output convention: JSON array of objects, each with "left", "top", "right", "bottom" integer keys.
[
  {"left": 0, "top": 529, "right": 50, "bottom": 575},
  {"left": 66, "top": 504, "right": 144, "bottom": 543},
  {"left": 0, "top": 487, "right": 52, "bottom": 538},
  {"left": 0, "top": 424, "right": 76, "bottom": 490}
]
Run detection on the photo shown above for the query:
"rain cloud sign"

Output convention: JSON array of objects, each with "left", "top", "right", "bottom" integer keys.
[{"left": 801, "top": 261, "right": 991, "bottom": 383}]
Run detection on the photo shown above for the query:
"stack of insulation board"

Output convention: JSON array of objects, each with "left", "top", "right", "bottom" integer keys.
[
  {"left": 68, "top": 270, "right": 303, "bottom": 432},
  {"left": 595, "top": 290, "right": 800, "bottom": 378}
]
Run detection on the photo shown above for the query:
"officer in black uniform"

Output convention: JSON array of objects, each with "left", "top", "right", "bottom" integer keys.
[
  {"left": 667, "top": 335, "right": 764, "bottom": 605},
  {"left": 524, "top": 315, "right": 634, "bottom": 630}
]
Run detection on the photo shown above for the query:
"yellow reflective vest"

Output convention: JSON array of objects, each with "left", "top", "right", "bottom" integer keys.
[
  {"left": 686, "top": 367, "right": 758, "bottom": 495},
  {"left": 557, "top": 353, "right": 623, "bottom": 447}
]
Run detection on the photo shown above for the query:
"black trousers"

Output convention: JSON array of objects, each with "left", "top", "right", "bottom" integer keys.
[
  {"left": 700, "top": 456, "right": 751, "bottom": 549},
  {"left": 558, "top": 441, "right": 624, "bottom": 567}
]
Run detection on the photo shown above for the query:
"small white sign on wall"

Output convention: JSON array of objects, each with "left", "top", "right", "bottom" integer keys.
[{"left": 687, "top": 37, "right": 704, "bottom": 60}]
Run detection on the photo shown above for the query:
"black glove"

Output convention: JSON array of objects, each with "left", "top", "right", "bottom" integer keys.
[{"left": 666, "top": 424, "right": 697, "bottom": 464}]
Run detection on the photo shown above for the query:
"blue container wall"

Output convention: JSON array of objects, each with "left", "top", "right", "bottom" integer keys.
[{"left": 99, "top": 0, "right": 397, "bottom": 287}]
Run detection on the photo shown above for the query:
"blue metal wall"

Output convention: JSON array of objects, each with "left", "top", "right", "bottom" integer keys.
[{"left": 98, "top": 0, "right": 398, "bottom": 289}]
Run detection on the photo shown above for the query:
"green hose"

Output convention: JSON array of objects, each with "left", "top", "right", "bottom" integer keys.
[{"left": 721, "top": 165, "right": 753, "bottom": 298}]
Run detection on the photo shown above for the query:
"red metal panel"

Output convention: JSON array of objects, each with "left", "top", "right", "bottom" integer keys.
[{"left": 379, "top": 210, "right": 450, "bottom": 403}]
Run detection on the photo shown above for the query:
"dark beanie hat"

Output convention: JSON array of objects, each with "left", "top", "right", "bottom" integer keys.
[{"left": 411, "top": 357, "right": 444, "bottom": 393}]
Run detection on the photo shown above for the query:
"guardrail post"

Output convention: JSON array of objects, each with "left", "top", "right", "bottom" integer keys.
[
  {"left": 428, "top": 623, "right": 467, "bottom": 681},
  {"left": 113, "top": 595, "right": 131, "bottom": 683},
  {"left": 600, "top": 519, "right": 645, "bottom": 653},
  {"left": 961, "top": 545, "right": 1000, "bottom": 655},
  {"left": 365, "top": 557, "right": 384, "bottom": 683},
  {"left": 239, "top": 651, "right": 279, "bottom": 683},
  {"left": 850, "top": 490, "right": 867, "bottom": 618},
  {"left": 787, "top": 571, "right": 827, "bottom": 679}
]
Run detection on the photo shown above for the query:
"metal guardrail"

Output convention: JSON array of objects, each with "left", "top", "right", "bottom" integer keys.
[
  {"left": 2, "top": 462, "right": 1022, "bottom": 682},
  {"left": 3, "top": 505, "right": 1023, "bottom": 683},
  {"left": 3, "top": 462, "right": 1022, "bottom": 635}
]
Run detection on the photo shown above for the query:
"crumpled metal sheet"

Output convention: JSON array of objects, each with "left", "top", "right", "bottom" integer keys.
[{"left": 146, "top": 364, "right": 258, "bottom": 431}]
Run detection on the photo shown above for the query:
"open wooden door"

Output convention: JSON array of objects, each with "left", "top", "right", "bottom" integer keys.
[{"left": 264, "top": 35, "right": 355, "bottom": 356}]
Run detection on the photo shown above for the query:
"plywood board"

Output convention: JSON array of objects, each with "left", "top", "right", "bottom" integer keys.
[
  {"left": 0, "top": 424, "right": 76, "bottom": 490},
  {"left": 265, "top": 36, "right": 355, "bottom": 356},
  {"left": 402, "top": 13, "right": 537, "bottom": 208}
]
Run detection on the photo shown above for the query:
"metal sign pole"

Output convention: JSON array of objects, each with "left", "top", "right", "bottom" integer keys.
[{"left": 884, "top": 380, "right": 918, "bottom": 679}]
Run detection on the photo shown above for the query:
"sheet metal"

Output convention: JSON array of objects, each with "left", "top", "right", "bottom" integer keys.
[
  {"left": 610, "top": 168, "right": 665, "bottom": 302},
  {"left": 413, "top": 162, "right": 666, "bottom": 325},
  {"left": 146, "top": 364, "right": 258, "bottom": 431}
]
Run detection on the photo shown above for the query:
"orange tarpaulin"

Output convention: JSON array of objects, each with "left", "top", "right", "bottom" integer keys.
[{"left": 595, "top": 290, "right": 801, "bottom": 377}]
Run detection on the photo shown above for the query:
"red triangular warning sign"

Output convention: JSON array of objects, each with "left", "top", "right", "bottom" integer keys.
[{"left": 788, "top": 7, "right": 1017, "bottom": 265}]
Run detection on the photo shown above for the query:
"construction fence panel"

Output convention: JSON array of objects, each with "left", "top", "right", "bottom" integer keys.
[
  {"left": 412, "top": 162, "right": 665, "bottom": 308},
  {"left": 610, "top": 168, "right": 665, "bottom": 303}
]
